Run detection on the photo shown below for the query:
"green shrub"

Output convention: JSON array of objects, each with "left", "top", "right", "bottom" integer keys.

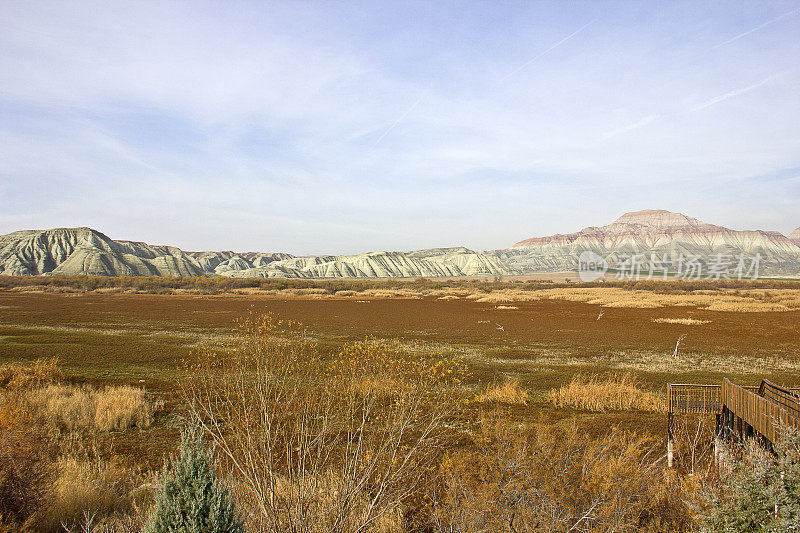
[
  {"left": 700, "top": 432, "right": 800, "bottom": 532},
  {"left": 145, "top": 429, "right": 242, "bottom": 533}
]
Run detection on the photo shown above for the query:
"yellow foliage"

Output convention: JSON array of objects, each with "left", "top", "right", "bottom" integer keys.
[
  {"left": 16, "top": 384, "right": 160, "bottom": 431},
  {"left": 550, "top": 372, "right": 667, "bottom": 412},
  {"left": 475, "top": 378, "right": 528, "bottom": 405},
  {"left": 0, "top": 358, "right": 62, "bottom": 390}
]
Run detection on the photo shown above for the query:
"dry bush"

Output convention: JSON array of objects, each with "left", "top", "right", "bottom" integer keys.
[
  {"left": 652, "top": 318, "right": 711, "bottom": 325},
  {"left": 291, "top": 288, "right": 329, "bottom": 296},
  {"left": 671, "top": 414, "right": 716, "bottom": 476},
  {"left": 0, "top": 429, "right": 54, "bottom": 527},
  {"left": 550, "top": 372, "right": 667, "bottom": 412},
  {"left": 184, "top": 312, "right": 464, "bottom": 532},
  {"left": 335, "top": 290, "right": 358, "bottom": 297},
  {"left": 20, "top": 384, "right": 160, "bottom": 432},
  {"left": 0, "top": 358, "right": 63, "bottom": 390},
  {"left": 28, "top": 457, "right": 150, "bottom": 533},
  {"left": 430, "top": 416, "right": 683, "bottom": 532},
  {"left": 475, "top": 378, "right": 528, "bottom": 405},
  {"left": 93, "top": 386, "right": 159, "bottom": 431}
]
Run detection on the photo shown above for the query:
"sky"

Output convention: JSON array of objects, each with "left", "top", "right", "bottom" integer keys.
[{"left": 1, "top": 1, "right": 799, "bottom": 255}]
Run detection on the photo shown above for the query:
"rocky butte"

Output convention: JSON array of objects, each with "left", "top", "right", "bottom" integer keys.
[{"left": 493, "top": 209, "right": 800, "bottom": 276}]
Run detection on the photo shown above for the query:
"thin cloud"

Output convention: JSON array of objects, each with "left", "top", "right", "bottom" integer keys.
[
  {"left": 372, "top": 95, "right": 423, "bottom": 145},
  {"left": 715, "top": 8, "right": 800, "bottom": 47},
  {"left": 603, "top": 114, "right": 662, "bottom": 139},
  {"left": 498, "top": 20, "right": 594, "bottom": 83},
  {"left": 692, "top": 74, "right": 779, "bottom": 111}
]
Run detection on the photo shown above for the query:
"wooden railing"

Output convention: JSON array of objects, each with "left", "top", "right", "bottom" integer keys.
[
  {"left": 668, "top": 384, "right": 721, "bottom": 414},
  {"left": 758, "top": 379, "right": 800, "bottom": 420},
  {"left": 667, "top": 380, "right": 800, "bottom": 466},
  {"left": 721, "top": 378, "right": 800, "bottom": 446}
]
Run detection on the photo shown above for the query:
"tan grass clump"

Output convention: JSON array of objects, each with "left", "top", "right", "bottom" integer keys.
[
  {"left": 335, "top": 290, "right": 357, "bottom": 296},
  {"left": 550, "top": 372, "right": 666, "bottom": 412},
  {"left": 476, "top": 378, "right": 528, "bottom": 405},
  {"left": 704, "top": 301, "right": 790, "bottom": 312},
  {"left": 0, "top": 358, "right": 63, "bottom": 390},
  {"left": 494, "top": 305, "right": 518, "bottom": 310},
  {"left": 27, "top": 456, "right": 150, "bottom": 533},
  {"left": 652, "top": 318, "right": 711, "bottom": 325},
  {"left": 23, "top": 384, "right": 160, "bottom": 431},
  {"left": 469, "top": 290, "right": 540, "bottom": 303}
]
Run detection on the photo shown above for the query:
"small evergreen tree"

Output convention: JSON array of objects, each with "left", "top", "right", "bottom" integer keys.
[{"left": 145, "top": 428, "right": 243, "bottom": 533}]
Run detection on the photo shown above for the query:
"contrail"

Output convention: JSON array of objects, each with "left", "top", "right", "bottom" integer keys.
[
  {"left": 372, "top": 95, "right": 424, "bottom": 145},
  {"left": 715, "top": 8, "right": 800, "bottom": 47},
  {"left": 693, "top": 74, "right": 780, "bottom": 111},
  {"left": 603, "top": 114, "right": 662, "bottom": 139},
  {"left": 498, "top": 20, "right": 595, "bottom": 83}
]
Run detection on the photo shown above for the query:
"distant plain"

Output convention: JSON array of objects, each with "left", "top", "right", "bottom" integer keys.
[{"left": 2, "top": 281, "right": 799, "bottom": 463}]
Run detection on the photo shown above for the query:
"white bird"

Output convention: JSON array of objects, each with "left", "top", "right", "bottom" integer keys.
[
  {"left": 673, "top": 335, "right": 687, "bottom": 357},
  {"left": 596, "top": 311, "right": 604, "bottom": 321},
  {"left": 496, "top": 323, "right": 505, "bottom": 332}
]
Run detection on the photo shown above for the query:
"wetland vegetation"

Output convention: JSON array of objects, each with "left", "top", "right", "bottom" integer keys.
[{"left": 1, "top": 278, "right": 799, "bottom": 531}]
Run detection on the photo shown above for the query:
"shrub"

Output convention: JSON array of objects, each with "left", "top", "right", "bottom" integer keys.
[
  {"left": 699, "top": 431, "right": 800, "bottom": 531},
  {"left": 430, "top": 416, "right": 674, "bottom": 532},
  {"left": 145, "top": 429, "right": 242, "bottom": 533},
  {"left": 31, "top": 456, "right": 146, "bottom": 533},
  {"left": 184, "top": 312, "right": 462, "bottom": 532},
  {"left": 0, "top": 429, "right": 53, "bottom": 526},
  {"left": 0, "top": 358, "right": 63, "bottom": 390}
]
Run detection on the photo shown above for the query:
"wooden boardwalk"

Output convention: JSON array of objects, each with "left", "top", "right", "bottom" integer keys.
[{"left": 667, "top": 380, "right": 800, "bottom": 466}]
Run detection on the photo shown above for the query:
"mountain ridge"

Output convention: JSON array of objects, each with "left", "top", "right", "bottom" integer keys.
[
  {"left": 500, "top": 209, "right": 800, "bottom": 276},
  {"left": 2, "top": 210, "right": 799, "bottom": 278}
]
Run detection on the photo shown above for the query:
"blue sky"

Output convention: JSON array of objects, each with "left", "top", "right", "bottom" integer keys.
[{"left": 1, "top": 1, "right": 799, "bottom": 254}]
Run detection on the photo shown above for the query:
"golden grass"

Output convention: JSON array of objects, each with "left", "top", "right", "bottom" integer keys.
[
  {"left": 475, "top": 378, "right": 529, "bottom": 405},
  {"left": 335, "top": 290, "right": 357, "bottom": 296},
  {"left": 24, "top": 385, "right": 161, "bottom": 431},
  {"left": 534, "top": 287, "right": 800, "bottom": 312},
  {"left": 704, "top": 301, "right": 790, "bottom": 312},
  {"left": 0, "top": 358, "right": 62, "bottom": 390},
  {"left": 465, "top": 289, "right": 540, "bottom": 303},
  {"left": 550, "top": 372, "right": 666, "bottom": 412},
  {"left": 652, "top": 318, "right": 711, "bottom": 325},
  {"left": 28, "top": 457, "right": 148, "bottom": 533},
  {"left": 494, "top": 305, "right": 518, "bottom": 310},
  {"left": 230, "top": 471, "right": 402, "bottom": 533}
]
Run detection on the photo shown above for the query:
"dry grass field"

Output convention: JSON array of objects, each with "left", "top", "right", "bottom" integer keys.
[{"left": 1, "top": 278, "right": 799, "bottom": 530}]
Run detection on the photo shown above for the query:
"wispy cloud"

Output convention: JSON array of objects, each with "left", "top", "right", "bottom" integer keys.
[
  {"left": 372, "top": 94, "right": 424, "bottom": 145},
  {"left": 0, "top": 2, "right": 798, "bottom": 252},
  {"left": 603, "top": 114, "right": 662, "bottom": 139},
  {"left": 692, "top": 74, "right": 780, "bottom": 111},
  {"left": 715, "top": 8, "right": 800, "bottom": 47},
  {"left": 498, "top": 20, "right": 594, "bottom": 83}
]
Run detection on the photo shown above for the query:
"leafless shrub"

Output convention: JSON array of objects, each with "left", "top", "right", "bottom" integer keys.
[
  {"left": 184, "top": 312, "right": 464, "bottom": 532},
  {"left": 429, "top": 416, "right": 672, "bottom": 532}
]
